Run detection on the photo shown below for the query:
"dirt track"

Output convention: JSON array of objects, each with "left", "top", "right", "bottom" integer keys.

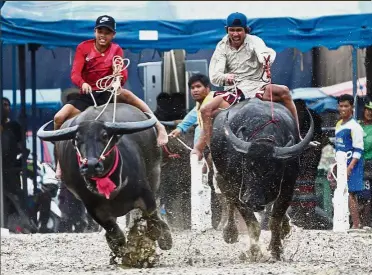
[{"left": 2, "top": 227, "right": 372, "bottom": 275}]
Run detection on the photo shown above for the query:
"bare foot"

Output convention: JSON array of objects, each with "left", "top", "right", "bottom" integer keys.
[{"left": 157, "top": 126, "right": 169, "bottom": 147}]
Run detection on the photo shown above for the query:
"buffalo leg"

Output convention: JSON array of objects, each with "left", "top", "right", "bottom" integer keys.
[
  {"left": 86, "top": 207, "right": 126, "bottom": 262},
  {"left": 268, "top": 182, "right": 294, "bottom": 260},
  {"left": 223, "top": 202, "right": 239, "bottom": 243},
  {"left": 236, "top": 202, "right": 263, "bottom": 262},
  {"left": 139, "top": 188, "right": 173, "bottom": 250}
]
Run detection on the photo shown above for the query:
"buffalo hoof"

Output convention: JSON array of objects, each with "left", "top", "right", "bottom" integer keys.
[
  {"left": 122, "top": 220, "right": 159, "bottom": 268},
  {"left": 223, "top": 223, "right": 239, "bottom": 244},
  {"left": 146, "top": 220, "right": 161, "bottom": 241},
  {"left": 270, "top": 250, "right": 282, "bottom": 262},
  {"left": 268, "top": 243, "right": 283, "bottom": 261},
  {"left": 157, "top": 229, "right": 173, "bottom": 250},
  {"left": 280, "top": 221, "right": 291, "bottom": 240},
  {"left": 247, "top": 243, "right": 264, "bottom": 262}
]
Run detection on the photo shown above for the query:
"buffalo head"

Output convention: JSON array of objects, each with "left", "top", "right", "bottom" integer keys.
[
  {"left": 222, "top": 107, "right": 314, "bottom": 211},
  {"left": 37, "top": 112, "right": 157, "bottom": 180},
  {"left": 224, "top": 108, "right": 314, "bottom": 160}
]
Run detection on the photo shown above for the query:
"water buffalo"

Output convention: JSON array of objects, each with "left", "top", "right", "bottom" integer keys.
[
  {"left": 210, "top": 98, "right": 313, "bottom": 260},
  {"left": 37, "top": 103, "right": 173, "bottom": 265}
]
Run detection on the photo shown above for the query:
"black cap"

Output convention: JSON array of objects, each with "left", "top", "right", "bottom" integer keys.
[{"left": 95, "top": 15, "right": 116, "bottom": 32}]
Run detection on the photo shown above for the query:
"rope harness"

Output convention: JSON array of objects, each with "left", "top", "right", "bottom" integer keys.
[
  {"left": 73, "top": 56, "right": 130, "bottom": 198},
  {"left": 238, "top": 56, "right": 279, "bottom": 203}
]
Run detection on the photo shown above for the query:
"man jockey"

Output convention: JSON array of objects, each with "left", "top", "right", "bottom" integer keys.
[
  {"left": 191, "top": 12, "right": 304, "bottom": 160},
  {"left": 54, "top": 15, "right": 168, "bottom": 179}
]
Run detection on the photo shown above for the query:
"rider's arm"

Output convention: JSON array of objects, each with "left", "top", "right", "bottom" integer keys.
[
  {"left": 116, "top": 47, "right": 129, "bottom": 86},
  {"left": 177, "top": 107, "right": 198, "bottom": 133},
  {"left": 70, "top": 44, "right": 86, "bottom": 89},
  {"left": 249, "top": 35, "right": 276, "bottom": 65},
  {"left": 209, "top": 44, "right": 228, "bottom": 87}
]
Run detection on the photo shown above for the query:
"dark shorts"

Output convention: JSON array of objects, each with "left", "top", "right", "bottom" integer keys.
[
  {"left": 213, "top": 88, "right": 246, "bottom": 105},
  {"left": 67, "top": 92, "right": 113, "bottom": 112}
]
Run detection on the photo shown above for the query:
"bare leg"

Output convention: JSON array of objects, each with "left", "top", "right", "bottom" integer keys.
[
  {"left": 192, "top": 95, "right": 230, "bottom": 159},
  {"left": 53, "top": 104, "right": 81, "bottom": 179},
  {"left": 261, "top": 84, "right": 302, "bottom": 140},
  {"left": 117, "top": 89, "right": 168, "bottom": 146},
  {"left": 349, "top": 193, "right": 361, "bottom": 229}
]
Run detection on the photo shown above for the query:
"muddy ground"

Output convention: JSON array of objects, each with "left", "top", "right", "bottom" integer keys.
[{"left": 2, "top": 227, "right": 372, "bottom": 275}]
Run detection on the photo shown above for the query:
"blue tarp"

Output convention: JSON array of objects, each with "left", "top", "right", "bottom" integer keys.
[
  {"left": 1, "top": 1, "right": 372, "bottom": 52},
  {"left": 291, "top": 88, "right": 338, "bottom": 114}
]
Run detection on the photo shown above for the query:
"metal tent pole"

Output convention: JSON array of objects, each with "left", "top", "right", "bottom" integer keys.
[
  {"left": 352, "top": 47, "right": 358, "bottom": 119},
  {"left": 17, "top": 45, "right": 28, "bottom": 201},
  {"left": 29, "top": 44, "right": 39, "bottom": 194},
  {"left": 0, "top": 40, "right": 4, "bottom": 228}
]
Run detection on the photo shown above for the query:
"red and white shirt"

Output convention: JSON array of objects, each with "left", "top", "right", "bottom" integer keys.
[{"left": 71, "top": 39, "right": 128, "bottom": 92}]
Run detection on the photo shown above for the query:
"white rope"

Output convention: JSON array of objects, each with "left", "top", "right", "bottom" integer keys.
[
  {"left": 83, "top": 55, "right": 130, "bottom": 160},
  {"left": 89, "top": 55, "right": 130, "bottom": 121},
  {"left": 168, "top": 135, "right": 210, "bottom": 175}
]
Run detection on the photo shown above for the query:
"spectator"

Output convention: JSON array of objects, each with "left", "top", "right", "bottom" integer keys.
[
  {"left": 1, "top": 97, "right": 23, "bottom": 195},
  {"left": 2, "top": 97, "right": 22, "bottom": 149},
  {"left": 358, "top": 99, "right": 372, "bottom": 227},
  {"left": 334, "top": 94, "right": 364, "bottom": 229}
]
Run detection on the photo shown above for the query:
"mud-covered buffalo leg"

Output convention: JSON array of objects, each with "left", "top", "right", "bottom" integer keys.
[
  {"left": 268, "top": 171, "right": 296, "bottom": 261},
  {"left": 138, "top": 187, "right": 173, "bottom": 250},
  {"left": 223, "top": 202, "right": 239, "bottom": 244},
  {"left": 86, "top": 206, "right": 125, "bottom": 263},
  {"left": 236, "top": 202, "right": 263, "bottom": 261}
]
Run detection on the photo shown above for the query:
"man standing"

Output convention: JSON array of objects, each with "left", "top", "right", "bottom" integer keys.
[{"left": 335, "top": 94, "right": 364, "bottom": 229}]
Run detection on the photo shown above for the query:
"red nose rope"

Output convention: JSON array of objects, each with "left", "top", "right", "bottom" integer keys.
[
  {"left": 76, "top": 145, "right": 119, "bottom": 199},
  {"left": 162, "top": 145, "right": 181, "bottom": 159},
  {"left": 251, "top": 55, "right": 279, "bottom": 139}
]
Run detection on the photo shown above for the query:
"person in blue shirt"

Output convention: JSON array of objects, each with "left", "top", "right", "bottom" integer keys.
[
  {"left": 169, "top": 106, "right": 200, "bottom": 145},
  {"left": 169, "top": 74, "right": 213, "bottom": 145},
  {"left": 335, "top": 94, "right": 364, "bottom": 229}
]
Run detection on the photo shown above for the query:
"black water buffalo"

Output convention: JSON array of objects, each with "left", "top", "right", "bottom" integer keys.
[
  {"left": 37, "top": 103, "right": 173, "bottom": 264},
  {"left": 210, "top": 98, "right": 313, "bottom": 260}
]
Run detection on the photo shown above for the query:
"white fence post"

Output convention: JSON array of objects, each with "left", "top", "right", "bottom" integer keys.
[
  {"left": 190, "top": 154, "right": 212, "bottom": 232},
  {"left": 332, "top": 151, "right": 350, "bottom": 232}
]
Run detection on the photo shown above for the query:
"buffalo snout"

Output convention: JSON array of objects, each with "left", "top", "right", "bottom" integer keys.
[{"left": 80, "top": 159, "right": 104, "bottom": 177}]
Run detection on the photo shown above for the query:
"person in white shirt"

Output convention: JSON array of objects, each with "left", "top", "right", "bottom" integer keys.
[{"left": 191, "top": 12, "right": 301, "bottom": 159}]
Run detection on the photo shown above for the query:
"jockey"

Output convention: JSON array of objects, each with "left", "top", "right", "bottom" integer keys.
[
  {"left": 191, "top": 12, "right": 302, "bottom": 160},
  {"left": 54, "top": 15, "right": 168, "bottom": 179}
]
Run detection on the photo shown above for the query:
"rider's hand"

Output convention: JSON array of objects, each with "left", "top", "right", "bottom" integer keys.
[
  {"left": 81, "top": 83, "right": 92, "bottom": 94},
  {"left": 225, "top": 74, "right": 235, "bottom": 85},
  {"left": 191, "top": 148, "right": 203, "bottom": 161},
  {"left": 169, "top": 128, "right": 182, "bottom": 139}
]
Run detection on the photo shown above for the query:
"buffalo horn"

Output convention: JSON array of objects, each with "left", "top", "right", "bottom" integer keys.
[
  {"left": 37, "top": 120, "right": 78, "bottom": 142},
  {"left": 104, "top": 112, "right": 157, "bottom": 135}
]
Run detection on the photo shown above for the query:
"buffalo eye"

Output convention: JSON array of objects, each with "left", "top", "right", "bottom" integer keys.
[{"left": 102, "top": 131, "right": 109, "bottom": 141}]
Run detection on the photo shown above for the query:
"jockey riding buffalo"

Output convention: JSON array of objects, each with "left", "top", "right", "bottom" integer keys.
[
  {"left": 211, "top": 98, "right": 313, "bottom": 260},
  {"left": 37, "top": 103, "right": 173, "bottom": 263}
]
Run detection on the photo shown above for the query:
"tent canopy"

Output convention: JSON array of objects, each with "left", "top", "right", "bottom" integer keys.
[
  {"left": 291, "top": 77, "right": 367, "bottom": 113},
  {"left": 1, "top": 1, "right": 372, "bottom": 52}
]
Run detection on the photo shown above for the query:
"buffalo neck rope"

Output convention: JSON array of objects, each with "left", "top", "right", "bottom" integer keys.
[{"left": 74, "top": 56, "right": 130, "bottom": 198}]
